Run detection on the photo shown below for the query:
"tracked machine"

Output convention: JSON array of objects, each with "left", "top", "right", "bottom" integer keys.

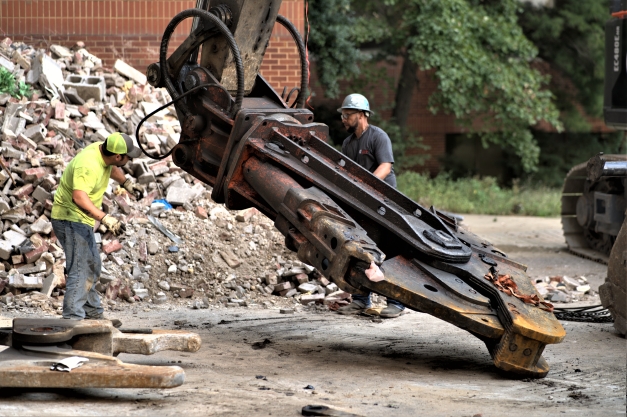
[
  {"left": 137, "top": 0, "right": 566, "bottom": 377},
  {"left": 561, "top": 0, "right": 626, "bottom": 336}
]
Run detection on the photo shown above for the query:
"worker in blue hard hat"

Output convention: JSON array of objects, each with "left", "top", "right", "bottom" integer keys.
[{"left": 336, "top": 94, "right": 404, "bottom": 318}]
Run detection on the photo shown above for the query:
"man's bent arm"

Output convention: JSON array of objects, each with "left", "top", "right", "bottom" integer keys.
[
  {"left": 373, "top": 162, "right": 392, "bottom": 180},
  {"left": 72, "top": 190, "right": 105, "bottom": 220},
  {"left": 110, "top": 166, "right": 127, "bottom": 184}
]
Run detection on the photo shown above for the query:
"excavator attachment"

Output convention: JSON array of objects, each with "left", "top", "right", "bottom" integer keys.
[{"left": 143, "top": 0, "right": 565, "bottom": 377}]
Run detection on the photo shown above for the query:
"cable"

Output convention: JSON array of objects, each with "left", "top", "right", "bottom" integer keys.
[
  {"left": 276, "top": 15, "right": 308, "bottom": 109},
  {"left": 553, "top": 304, "right": 614, "bottom": 323},
  {"left": 134, "top": 82, "right": 227, "bottom": 160},
  {"left": 159, "top": 8, "right": 244, "bottom": 117},
  {"left": 285, "top": 87, "right": 301, "bottom": 108}
]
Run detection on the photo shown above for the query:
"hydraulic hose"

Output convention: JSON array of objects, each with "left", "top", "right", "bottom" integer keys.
[
  {"left": 276, "top": 15, "right": 308, "bottom": 109},
  {"left": 159, "top": 8, "right": 245, "bottom": 117},
  {"left": 134, "top": 82, "right": 229, "bottom": 160}
]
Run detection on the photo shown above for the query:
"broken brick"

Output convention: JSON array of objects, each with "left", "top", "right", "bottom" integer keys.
[
  {"left": 194, "top": 205, "right": 208, "bottom": 219},
  {"left": 274, "top": 281, "right": 293, "bottom": 292},
  {"left": 102, "top": 240, "right": 122, "bottom": 254},
  {"left": 24, "top": 242, "right": 49, "bottom": 264},
  {"left": 11, "top": 184, "right": 34, "bottom": 198}
]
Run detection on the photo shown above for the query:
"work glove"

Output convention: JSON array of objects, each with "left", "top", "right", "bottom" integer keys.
[
  {"left": 122, "top": 178, "right": 145, "bottom": 199},
  {"left": 101, "top": 214, "right": 126, "bottom": 236}
]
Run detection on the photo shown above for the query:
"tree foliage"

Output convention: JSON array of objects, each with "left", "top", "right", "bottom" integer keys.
[
  {"left": 308, "top": 0, "right": 563, "bottom": 172},
  {"left": 518, "top": 0, "right": 607, "bottom": 131},
  {"left": 306, "top": 0, "right": 361, "bottom": 99}
]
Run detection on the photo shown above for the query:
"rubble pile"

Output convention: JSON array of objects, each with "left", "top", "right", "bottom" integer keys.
[
  {"left": 533, "top": 275, "right": 595, "bottom": 304},
  {"left": 0, "top": 39, "right": 355, "bottom": 316}
]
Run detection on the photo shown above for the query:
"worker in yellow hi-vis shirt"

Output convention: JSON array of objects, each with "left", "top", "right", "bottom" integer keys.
[{"left": 51, "top": 132, "right": 144, "bottom": 320}]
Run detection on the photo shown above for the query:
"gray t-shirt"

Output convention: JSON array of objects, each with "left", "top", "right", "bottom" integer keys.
[{"left": 341, "top": 125, "right": 396, "bottom": 187}]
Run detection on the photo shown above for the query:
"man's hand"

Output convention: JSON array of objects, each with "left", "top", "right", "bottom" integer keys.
[
  {"left": 122, "top": 178, "right": 145, "bottom": 199},
  {"left": 365, "top": 261, "right": 385, "bottom": 282},
  {"left": 101, "top": 214, "right": 126, "bottom": 236}
]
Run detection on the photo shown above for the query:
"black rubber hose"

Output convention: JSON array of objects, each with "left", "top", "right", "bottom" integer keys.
[
  {"left": 159, "top": 8, "right": 244, "bottom": 117},
  {"left": 134, "top": 83, "right": 229, "bottom": 160},
  {"left": 276, "top": 15, "right": 308, "bottom": 109},
  {"left": 285, "top": 87, "right": 300, "bottom": 108}
]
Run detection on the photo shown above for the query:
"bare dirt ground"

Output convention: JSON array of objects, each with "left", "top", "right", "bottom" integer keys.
[{"left": 0, "top": 215, "right": 625, "bottom": 417}]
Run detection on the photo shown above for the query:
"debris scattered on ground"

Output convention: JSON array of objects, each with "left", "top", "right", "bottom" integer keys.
[
  {"left": 0, "top": 38, "right": 369, "bottom": 317},
  {"left": 533, "top": 275, "right": 596, "bottom": 304}
]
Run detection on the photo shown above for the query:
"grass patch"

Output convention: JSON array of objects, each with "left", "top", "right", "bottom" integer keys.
[{"left": 397, "top": 172, "right": 561, "bottom": 217}]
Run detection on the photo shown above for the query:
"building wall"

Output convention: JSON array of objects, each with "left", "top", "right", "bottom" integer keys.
[
  {"left": 1, "top": 0, "right": 456, "bottom": 174},
  {"left": 0, "top": 0, "right": 305, "bottom": 93}
]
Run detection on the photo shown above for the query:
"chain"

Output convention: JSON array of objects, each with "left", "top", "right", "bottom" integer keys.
[{"left": 553, "top": 305, "right": 614, "bottom": 323}]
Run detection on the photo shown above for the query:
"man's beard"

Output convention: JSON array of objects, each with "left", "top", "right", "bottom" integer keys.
[{"left": 346, "top": 125, "right": 356, "bottom": 134}]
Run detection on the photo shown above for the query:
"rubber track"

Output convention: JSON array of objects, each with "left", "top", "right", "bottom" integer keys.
[{"left": 560, "top": 162, "right": 609, "bottom": 264}]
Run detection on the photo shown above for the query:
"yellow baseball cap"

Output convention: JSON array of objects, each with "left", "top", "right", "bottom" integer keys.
[{"left": 105, "top": 132, "right": 142, "bottom": 158}]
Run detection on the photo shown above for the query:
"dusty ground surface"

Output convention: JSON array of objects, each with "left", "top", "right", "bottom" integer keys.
[{"left": 0, "top": 215, "right": 625, "bottom": 417}]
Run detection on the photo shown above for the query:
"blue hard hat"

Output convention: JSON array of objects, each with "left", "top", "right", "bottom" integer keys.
[{"left": 337, "top": 94, "right": 373, "bottom": 116}]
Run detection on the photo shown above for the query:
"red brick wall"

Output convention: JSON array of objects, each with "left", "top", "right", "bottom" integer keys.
[
  {"left": 0, "top": 0, "right": 305, "bottom": 92},
  {"left": 1, "top": 0, "right": 455, "bottom": 173}
]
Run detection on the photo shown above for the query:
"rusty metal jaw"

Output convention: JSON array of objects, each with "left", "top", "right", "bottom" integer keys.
[
  {"left": 238, "top": 154, "right": 564, "bottom": 377},
  {"left": 346, "top": 254, "right": 564, "bottom": 378},
  {"left": 219, "top": 115, "right": 564, "bottom": 378},
  {"left": 0, "top": 318, "right": 201, "bottom": 388},
  {"left": 165, "top": 88, "right": 566, "bottom": 377}
]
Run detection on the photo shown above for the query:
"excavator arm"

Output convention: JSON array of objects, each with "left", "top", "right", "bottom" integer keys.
[{"left": 145, "top": 0, "right": 565, "bottom": 378}]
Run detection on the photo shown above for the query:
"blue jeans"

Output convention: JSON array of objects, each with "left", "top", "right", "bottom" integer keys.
[
  {"left": 353, "top": 293, "right": 405, "bottom": 310},
  {"left": 51, "top": 219, "right": 103, "bottom": 320}
]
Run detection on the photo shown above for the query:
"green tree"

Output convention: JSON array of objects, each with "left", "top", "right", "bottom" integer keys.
[
  {"left": 518, "top": 0, "right": 608, "bottom": 132},
  {"left": 308, "top": 0, "right": 563, "bottom": 172},
  {"left": 306, "top": 0, "right": 362, "bottom": 99}
]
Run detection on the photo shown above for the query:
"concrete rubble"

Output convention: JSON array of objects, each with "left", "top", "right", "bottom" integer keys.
[
  {"left": 533, "top": 275, "right": 595, "bottom": 304},
  {"left": 0, "top": 38, "right": 360, "bottom": 316}
]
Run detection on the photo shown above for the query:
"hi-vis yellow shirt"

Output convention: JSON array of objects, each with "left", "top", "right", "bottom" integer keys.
[{"left": 51, "top": 142, "right": 112, "bottom": 227}]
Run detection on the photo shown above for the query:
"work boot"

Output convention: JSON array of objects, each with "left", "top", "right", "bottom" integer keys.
[
  {"left": 380, "top": 304, "right": 403, "bottom": 319},
  {"left": 337, "top": 301, "right": 368, "bottom": 315}
]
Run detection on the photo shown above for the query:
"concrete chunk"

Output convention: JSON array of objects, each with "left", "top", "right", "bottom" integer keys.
[
  {"left": 50, "top": 45, "right": 73, "bottom": 58},
  {"left": 41, "top": 273, "right": 57, "bottom": 297},
  {"left": 32, "top": 186, "right": 52, "bottom": 203},
  {"left": 8, "top": 273, "right": 43, "bottom": 289},
  {"left": 62, "top": 75, "right": 106, "bottom": 102},
  {"left": 82, "top": 111, "right": 105, "bottom": 130},
  {"left": 33, "top": 53, "right": 64, "bottom": 95},
  {"left": 3, "top": 230, "right": 27, "bottom": 247},
  {"left": 114, "top": 59, "right": 147, "bottom": 85},
  {"left": 0, "top": 240, "right": 13, "bottom": 260},
  {"left": 30, "top": 215, "right": 53, "bottom": 234},
  {"left": 0, "top": 54, "right": 15, "bottom": 72},
  {"left": 166, "top": 183, "right": 204, "bottom": 206},
  {"left": 17, "top": 261, "right": 47, "bottom": 274},
  {"left": 298, "top": 283, "right": 317, "bottom": 293},
  {"left": 300, "top": 293, "right": 325, "bottom": 305}
]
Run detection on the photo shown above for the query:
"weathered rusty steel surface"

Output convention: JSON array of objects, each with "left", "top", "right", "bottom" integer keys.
[
  {"left": 350, "top": 256, "right": 505, "bottom": 341},
  {"left": 199, "top": 0, "right": 281, "bottom": 94},
  {"left": 12, "top": 318, "right": 114, "bottom": 345},
  {"left": 0, "top": 318, "right": 200, "bottom": 388},
  {"left": 113, "top": 329, "right": 202, "bottom": 355},
  {"left": 0, "top": 345, "right": 185, "bottom": 388}
]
